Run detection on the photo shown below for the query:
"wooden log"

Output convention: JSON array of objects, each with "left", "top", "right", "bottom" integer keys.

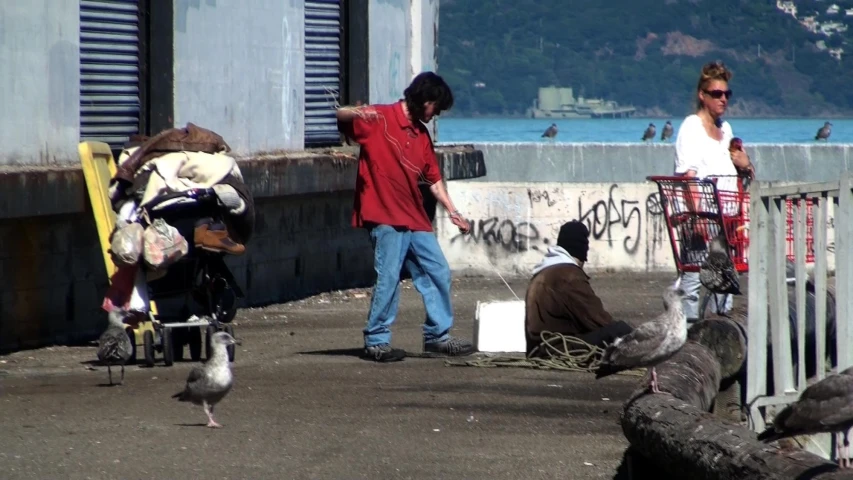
[
  {"left": 688, "top": 317, "right": 749, "bottom": 422},
  {"left": 620, "top": 318, "right": 852, "bottom": 479},
  {"left": 622, "top": 394, "right": 851, "bottom": 480},
  {"left": 688, "top": 317, "right": 748, "bottom": 381},
  {"left": 712, "top": 377, "right": 745, "bottom": 423},
  {"left": 628, "top": 340, "right": 722, "bottom": 411}
]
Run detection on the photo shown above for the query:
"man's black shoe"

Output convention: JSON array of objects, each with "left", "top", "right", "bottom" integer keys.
[
  {"left": 422, "top": 336, "right": 475, "bottom": 357},
  {"left": 362, "top": 344, "right": 406, "bottom": 362}
]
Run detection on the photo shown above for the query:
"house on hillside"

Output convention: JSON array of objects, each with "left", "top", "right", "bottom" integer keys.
[
  {"left": 801, "top": 16, "right": 820, "bottom": 33},
  {"left": 820, "top": 21, "right": 848, "bottom": 35},
  {"left": 846, "top": 8, "right": 853, "bottom": 16},
  {"left": 827, "top": 3, "right": 840, "bottom": 15},
  {"left": 776, "top": 0, "right": 797, "bottom": 17}
]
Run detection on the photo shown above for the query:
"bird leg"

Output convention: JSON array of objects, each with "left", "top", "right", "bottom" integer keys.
[
  {"left": 844, "top": 430, "right": 850, "bottom": 469},
  {"left": 107, "top": 365, "right": 113, "bottom": 386},
  {"left": 119, "top": 365, "right": 125, "bottom": 386},
  {"left": 836, "top": 432, "right": 843, "bottom": 468},
  {"left": 649, "top": 367, "right": 661, "bottom": 393},
  {"left": 203, "top": 402, "right": 222, "bottom": 428}
]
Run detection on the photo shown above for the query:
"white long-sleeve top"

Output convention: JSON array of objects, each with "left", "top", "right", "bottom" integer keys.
[{"left": 674, "top": 114, "right": 739, "bottom": 194}]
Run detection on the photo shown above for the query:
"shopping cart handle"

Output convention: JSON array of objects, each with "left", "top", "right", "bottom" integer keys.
[{"left": 646, "top": 175, "right": 716, "bottom": 185}]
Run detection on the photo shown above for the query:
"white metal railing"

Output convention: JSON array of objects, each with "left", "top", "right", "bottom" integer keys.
[{"left": 746, "top": 171, "right": 853, "bottom": 460}]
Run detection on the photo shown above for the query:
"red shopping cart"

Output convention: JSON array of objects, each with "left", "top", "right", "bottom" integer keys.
[{"left": 647, "top": 174, "right": 815, "bottom": 318}]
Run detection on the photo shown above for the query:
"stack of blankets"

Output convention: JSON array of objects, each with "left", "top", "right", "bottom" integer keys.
[{"left": 103, "top": 123, "right": 255, "bottom": 314}]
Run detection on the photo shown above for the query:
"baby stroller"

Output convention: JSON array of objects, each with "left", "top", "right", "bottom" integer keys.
[
  {"left": 136, "top": 187, "right": 244, "bottom": 366},
  {"left": 80, "top": 140, "right": 248, "bottom": 368}
]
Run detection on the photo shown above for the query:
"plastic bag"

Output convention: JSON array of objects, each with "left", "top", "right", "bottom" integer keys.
[
  {"left": 142, "top": 218, "right": 188, "bottom": 271},
  {"left": 110, "top": 222, "right": 144, "bottom": 267}
]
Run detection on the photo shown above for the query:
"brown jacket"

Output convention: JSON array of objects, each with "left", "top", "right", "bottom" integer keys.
[{"left": 525, "top": 263, "right": 614, "bottom": 349}]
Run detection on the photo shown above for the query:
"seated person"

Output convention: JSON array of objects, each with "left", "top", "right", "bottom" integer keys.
[{"left": 524, "top": 220, "right": 633, "bottom": 357}]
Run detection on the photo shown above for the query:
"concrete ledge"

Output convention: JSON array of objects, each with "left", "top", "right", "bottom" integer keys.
[
  {"left": 436, "top": 144, "right": 487, "bottom": 180},
  {"left": 0, "top": 146, "right": 486, "bottom": 219},
  {"left": 0, "top": 167, "right": 87, "bottom": 219},
  {"left": 441, "top": 142, "right": 853, "bottom": 184}
]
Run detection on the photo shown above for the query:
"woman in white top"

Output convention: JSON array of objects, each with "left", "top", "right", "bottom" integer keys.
[{"left": 673, "top": 61, "right": 754, "bottom": 320}]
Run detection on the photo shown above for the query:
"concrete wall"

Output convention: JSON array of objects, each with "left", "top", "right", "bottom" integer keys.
[
  {"left": 409, "top": 0, "right": 438, "bottom": 76},
  {"left": 368, "top": 0, "right": 411, "bottom": 105},
  {"left": 0, "top": 1, "right": 80, "bottom": 166},
  {"left": 436, "top": 180, "right": 837, "bottom": 276},
  {"left": 458, "top": 143, "right": 853, "bottom": 183},
  {"left": 173, "top": 0, "right": 305, "bottom": 153},
  {"left": 0, "top": 0, "right": 437, "bottom": 164}
]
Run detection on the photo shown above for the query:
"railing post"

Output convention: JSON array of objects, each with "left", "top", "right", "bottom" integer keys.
[
  {"left": 769, "top": 194, "right": 794, "bottom": 395},
  {"left": 814, "top": 194, "right": 829, "bottom": 381},
  {"left": 747, "top": 180, "right": 769, "bottom": 431},
  {"left": 794, "top": 197, "right": 807, "bottom": 390},
  {"left": 836, "top": 172, "right": 853, "bottom": 371}
]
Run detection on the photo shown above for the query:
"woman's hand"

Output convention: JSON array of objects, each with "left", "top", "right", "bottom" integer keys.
[
  {"left": 730, "top": 150, "right": 755, "bottom": 180},
  {"left": 729, "top": 148, "right": 751, "bottom": 169}
]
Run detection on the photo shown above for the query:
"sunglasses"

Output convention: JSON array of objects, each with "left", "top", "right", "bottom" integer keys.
[{"left": 704, "top": 89, "right": 733, "bottom": 99}]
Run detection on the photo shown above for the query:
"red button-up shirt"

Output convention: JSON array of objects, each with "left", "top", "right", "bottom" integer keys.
[{"left": 340, "top": 101, "right": 442, "bottom": 232}]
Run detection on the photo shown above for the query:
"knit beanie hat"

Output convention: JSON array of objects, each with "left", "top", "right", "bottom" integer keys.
[{"left": 556, "top": 220, "right": 590, "bottom": 262}]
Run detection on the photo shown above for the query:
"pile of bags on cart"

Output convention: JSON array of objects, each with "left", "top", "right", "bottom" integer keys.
[{"left": 102, "top": 123, "right": 255, "bottom": 315}]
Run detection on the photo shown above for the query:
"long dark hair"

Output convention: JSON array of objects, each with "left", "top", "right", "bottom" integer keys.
[{"left": 404, "top": 72, "right": 454, "bottom": 122}]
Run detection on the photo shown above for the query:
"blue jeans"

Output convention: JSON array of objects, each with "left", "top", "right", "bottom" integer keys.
[{"left": 364, "top": 224, "right": 454, "bottom": 347}]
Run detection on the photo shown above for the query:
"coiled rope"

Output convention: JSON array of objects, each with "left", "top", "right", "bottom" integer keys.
[{"left": 445, "top": 331, "right": 644, "bottom": 377}]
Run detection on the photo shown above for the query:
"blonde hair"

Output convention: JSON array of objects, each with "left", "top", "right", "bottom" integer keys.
[{"left": 696, "top": 61, "right": 733, "bottom": 110}]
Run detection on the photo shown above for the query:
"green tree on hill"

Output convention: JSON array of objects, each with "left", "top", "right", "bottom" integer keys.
[{"left": 437, "top": 0, "right": 852, "bottom": 117}]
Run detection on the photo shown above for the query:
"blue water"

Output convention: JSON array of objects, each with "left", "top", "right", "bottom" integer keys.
[{"left": 434, "top": 117, "right": 853, "bottom": 144}]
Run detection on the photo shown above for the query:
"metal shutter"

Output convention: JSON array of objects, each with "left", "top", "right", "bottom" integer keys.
[
  {"left": 80, "top": 0, "right": 141, "bottom": 150},
  {"left": 304, "top": 0, "right": 342, "bottom": 146}
]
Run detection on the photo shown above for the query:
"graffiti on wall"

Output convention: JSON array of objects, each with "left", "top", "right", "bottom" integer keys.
[
  {"left": 577, "top": 184, "right": 647, "bottom": 254},
  {"left": 449, "top": 184, "right": 667, "bottom": 258},
  {"left": 528, "top": 188, "right": 558, "bottom": 207},
  {"left": 449, "top": 217, "right": 541, "bottom": 252}
]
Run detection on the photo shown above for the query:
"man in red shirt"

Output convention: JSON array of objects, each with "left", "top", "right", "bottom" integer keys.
[{"left": 336, "top": 72, "right": 475, "bottom": 362}]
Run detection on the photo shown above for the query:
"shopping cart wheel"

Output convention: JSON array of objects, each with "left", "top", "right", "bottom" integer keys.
[
  {"left": 188, "top": 327, "right": 203, "bottom": 361},
  {"left": 143, "top": 330, "right": 155, "bottom": 367},
  {"left": 225, "top": 324, "right": 235, "bottom": 363},
  {"left": 163, "top": 328, "right": 174, "bottom": 367}
]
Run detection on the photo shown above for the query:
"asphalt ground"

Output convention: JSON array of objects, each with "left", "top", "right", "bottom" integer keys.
[{"left": 0, "top": 272, "right": 679, "bottom": 480}]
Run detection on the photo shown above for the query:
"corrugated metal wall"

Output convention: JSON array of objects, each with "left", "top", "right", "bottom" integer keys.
[
  {"left": 304, "top": 0, "right": 342, "bottom": 147},
  {"left": 79, "top": 0, "right": 141, "bottom": 150}
]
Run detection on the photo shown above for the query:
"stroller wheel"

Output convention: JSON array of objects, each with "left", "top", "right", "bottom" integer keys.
[
  {"left": 205, "top": 324, "right": 236, "bottom": 362},
  {"left": 163, "top": 328, "right": 174, "bottom": 367},
  {"left": 188, "top": 327, "right": 203, "bottom": 361},
  {"left": 172, "top": 328, "right": 185, "bottom": 362},
  {"left": 225, "top": 325, "right": 235, "bottom": 363},
  {"left": 143, "top": 330, "right": 155, "bottom": 367},
  {"left": 205, "top": 325, "right": 216, "bottom": 361},
  {"left": 124, "top": 327, "right": 138, "bottom": 365}
]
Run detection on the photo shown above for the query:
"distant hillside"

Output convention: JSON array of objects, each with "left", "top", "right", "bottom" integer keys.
[{"left": 436, "top": 0, "right": 853, "bottom": 117}]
